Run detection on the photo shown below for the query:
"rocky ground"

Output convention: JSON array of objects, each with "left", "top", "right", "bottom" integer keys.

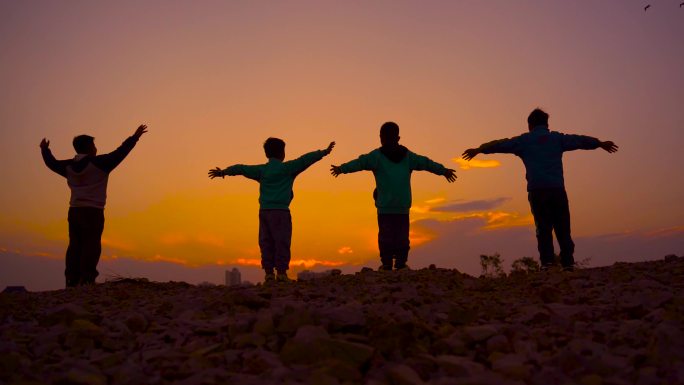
[{"left": 1, "top": 256, "right": 683, "bottom": 385}]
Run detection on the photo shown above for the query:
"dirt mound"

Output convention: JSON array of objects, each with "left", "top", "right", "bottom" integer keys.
[{"left": 1, "top": 257, "right": 683, "bottom": 384}]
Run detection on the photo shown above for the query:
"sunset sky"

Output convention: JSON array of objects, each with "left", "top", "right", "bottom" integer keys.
[{"left": 1, "top": 1, "right": 682, "bottom": 290}]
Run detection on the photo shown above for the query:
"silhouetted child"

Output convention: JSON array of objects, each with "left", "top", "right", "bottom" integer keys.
[
  {"left": 209, "top": 138, "right": 335, "bottom": 282},
  {"left": 462, "top": 108, "right": 618, "bottom": 271},
  {"left": 40, "top": 125, "right": 148, "bottom": 287},
  {"left": 331, "top": 122, "right": 456, "bottom": 270}
]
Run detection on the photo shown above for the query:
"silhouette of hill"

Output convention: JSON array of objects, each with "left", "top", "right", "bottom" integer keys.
[{"left": 1, "top": 256, "right": 683, "bottom": 384}]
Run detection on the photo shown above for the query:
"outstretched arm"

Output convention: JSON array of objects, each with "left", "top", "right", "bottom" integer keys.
[
  {"left": 40, "top": 138, "right": 67, "bottom": 177},
  {"left": 331, "top": 151, "right": 374, "bottom": 177},
  {"left": 96, "top": 124, "right": 148, "bottom": 172},
  {"left": 462, "top": 137, "right": 519, "bottom": 160},
  {"left": 287, "top": 141, "right": 336, "bottom": 176},
  {"left": 409, "top": 152, "right": 457, "bottom": 183},
  {"left": 209, "top": 164, "right": 263, "bottom": 181}
]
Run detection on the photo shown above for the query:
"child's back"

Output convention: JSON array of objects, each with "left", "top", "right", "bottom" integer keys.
[
  {"left": 461, "top": 108, "right": 618, "bottom": 270},
  {"left": 481, "top": 127, "right": 603, "bottom": 191},
  {"left": 209, "top": 138, "right": 335, "bottom": 282},
  {"left": 331, "top": 122, "right": 456, "bottom": 270}
]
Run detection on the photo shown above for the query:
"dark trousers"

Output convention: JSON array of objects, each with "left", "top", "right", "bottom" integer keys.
[
  {"left": 66, "top": 207, "right": 105, "bottom": 287},
  {"left": 258, "top": 209, "right": 292, "bottom": 272},
  {"left": 378, "top": 213, "right": 410, "bottom": 268},
  {"left": 528, "top": 188, "right": 575, "bottom": 267}
]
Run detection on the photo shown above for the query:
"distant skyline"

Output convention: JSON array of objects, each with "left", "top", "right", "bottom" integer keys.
[{"left": 1, "top": 1, "right": 682, "bottom": 290}]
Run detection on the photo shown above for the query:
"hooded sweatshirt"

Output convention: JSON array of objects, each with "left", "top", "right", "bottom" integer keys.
[
  {"left": 338, "top": 145, "right": 448, "bottom": 214},
  {"left": 480, "top": 125, "right": 600, "bottom": 191},
  {"left": 41, "top": 136, "right": 139, "bottom": 209},
  {"left": 221, "top": 150, "right": 327, "bottom": 210}
]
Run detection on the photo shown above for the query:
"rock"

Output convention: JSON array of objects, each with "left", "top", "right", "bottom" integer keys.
[
  {"left": 317, "top": 301, "right": 366, "bottom": 331},
  {"left": 41, "top": 303, "right": 94, "bottom": 326},
  {"left": 124, "top": 312, "right": 148, "bottom": 333},
  {"left": 386, "top": 364, "right": 426, "bottom": 385},
  {"left": 242, "top": 349, "right": 284, "bottom": 374},
  {"left": 434, "top": 332, "right": 468, "bottom": 355},
  {"left": 311, "top": 359, "right": 363, "bottom": 382},
  {"left": 276, "top": 306, "right": 314, "bottom": 334},
  {"left": 463, "top": 325, "right": 498, "bottom": 343},
  {"left": 252, "top": 310, "right": 275, "bottom": 335},
  {"left": 0, "top": 352, "right": 28, "bottom": 379},
  {"left": 280, "top": 325, "right": 374, "bottom": 369},
  {"left": 57, "top": 368, "right": 108, "bottom": 385},
  {"left": 435, "top": 355, "right": 486, "bottom": 377},
  {"left": 486, "top": 334, "right": 510, "bottom": 354},
  {"left": 537, "top": 285, "right": 562, "bottom": 303},
  {"left": 650, "top": 320, "right": 684, "bottom": 361},
  {"left": 280, "top": 325, "right": 332, "bottom": 364},
  {"left": 490, "top": 353, "right": 530, "bottom": 380},
  {"left": 60, "top": 319, "right": 104, "bottom": 352},
  {"left": 579, "top": 374, "right": 603, "bottom": 385},
  {"left": 233, "top": 332, "right": 266, "bottom": 348}
]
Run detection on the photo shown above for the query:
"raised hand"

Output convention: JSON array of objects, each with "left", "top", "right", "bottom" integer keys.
[
  {"left": 324, "top": 141, "right": 336, "bottom": 155},
  {"left": 208, "top": 167, "right": 224, "bottom": 179},
  {"left": 461, "top": 148, "right": 480, "bottom": 161},
  {"left": 40, "top": 138, "right": 50, "bottom": 150},
  {"left": 600, "top": 141, "right": 618, "bottom": 153},
  {"left": 444, "top": 169, "right": 457, "bottom": 183},
  {"left": 330, "top": 165, "right": 342, "bottom": 177},
  {"left": 133, "top": 124, "right": 148, "bottom": 139}
]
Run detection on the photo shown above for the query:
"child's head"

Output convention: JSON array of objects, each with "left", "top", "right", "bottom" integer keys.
[
  {"left": 263, "top": 137, "right": 285, "bottom": 160},
  {"left": 527, "top": 108, "right": 549, "bottom": 130},
  {"left": 380, "top": 121, "right": 400, "bottom": 146},
  {"left": 73, "top": 135, "right": 97, "bottom": 155}
]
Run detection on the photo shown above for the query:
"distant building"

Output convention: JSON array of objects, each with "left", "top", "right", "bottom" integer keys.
[{"left": 226, "top": 268, "right": 241, "bottom": 286}]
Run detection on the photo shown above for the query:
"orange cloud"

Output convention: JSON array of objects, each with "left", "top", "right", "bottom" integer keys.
[
  {"left": 338, "top": 246, "right": 354, "bottom": 254},
  {"left": 410, "top": 228, "right": 436, "bottom": 247},
  {"left": 453, "top": 158, "right": 501, "bottom": 170},
  {"left": 411, "top": 197, "right": 447, "bottom": 214},
  {"left": 446, "top": 211, "right": 533, "bottom": 230},
  {"left": 235, "top": 258, "right": 344, "bottom": 269}
]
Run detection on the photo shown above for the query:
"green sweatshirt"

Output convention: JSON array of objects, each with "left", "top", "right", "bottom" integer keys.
[
  {"left": 338, "top": 145, "right": 448, "bottom": 214},
  {"left": 222, "top": 150, "right": 326, "bottom": 209}
]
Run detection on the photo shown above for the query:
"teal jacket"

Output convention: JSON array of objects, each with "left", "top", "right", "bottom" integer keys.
[
  {"left": 222, "top": 150, "right": 326, "bottom": 209},
  {"left": 481, "top": 125, "right": 600, "bottom": 191},
  {"left": 338, "top": 145, "right": 448, "bottom": 214}
]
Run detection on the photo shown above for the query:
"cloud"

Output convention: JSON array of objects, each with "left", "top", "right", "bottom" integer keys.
[
  {"left": 337, "top": 246, "right": 354, "bottom": 254},
  {"left": 453, "top": 158, "right": 501, "bottom": 170},
  {"left": 236, "top": 258, "right": 345, "bottom": 269},
  {"left": 433, "top": 197, "right": 511, "bottom": 212}
]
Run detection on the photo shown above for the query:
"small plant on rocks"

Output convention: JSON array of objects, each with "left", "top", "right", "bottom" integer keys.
[
  {"left": 511, "top": 256, "right": 540, "bottom": 274},
  {"left": 480, "top": 253, "right": 505, "bottom": 278}
]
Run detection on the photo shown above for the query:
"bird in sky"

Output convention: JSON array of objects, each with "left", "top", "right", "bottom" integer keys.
[
  {"left": 644, "top": 4, "right": 651, "bottom": 11},
  {"left": 680, "top": 2, "right": 684, "bottom": 7}
]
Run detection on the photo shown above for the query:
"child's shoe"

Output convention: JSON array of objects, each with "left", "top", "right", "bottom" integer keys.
[
  {"left": 394, "top": 261, "right": 409, "bottom": 270},
  {"left": 264, "top": 273, "right": 276, "bottom": 283},
  {"left": 276, "top": 272, "right": 291, "bottom": 282}
]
